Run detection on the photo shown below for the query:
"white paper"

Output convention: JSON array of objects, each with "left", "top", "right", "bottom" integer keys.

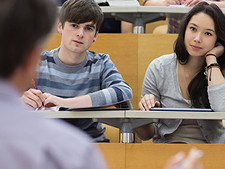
[
  {"left": 169, "top": 5, "right": 186, "bottom": 7},
  {"left": 107, "top": 0, "right": 140, "bottom": 6}
]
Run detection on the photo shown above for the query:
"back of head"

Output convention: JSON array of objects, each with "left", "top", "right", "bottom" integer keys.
[
  {"left": 59, "top": 0, "right": 104, "bottom": 32},
  {"left": 0, "top": 0, "right": 57, "bottom": 78}
]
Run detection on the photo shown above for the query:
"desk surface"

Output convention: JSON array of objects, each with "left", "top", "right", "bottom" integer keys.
[
  {"left": 37, "top": 110, "right": 225, "bottom": 120},
  {"left": 101, "top": 6, "right": 225, "bottom": 14}
]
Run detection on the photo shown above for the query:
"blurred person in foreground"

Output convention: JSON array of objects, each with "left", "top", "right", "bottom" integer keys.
[{"left": 0, "top": 0, "right": 107, "bottom": 168}]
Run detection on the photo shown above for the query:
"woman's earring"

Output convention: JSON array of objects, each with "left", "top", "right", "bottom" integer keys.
[{"left": 93, "top": 40, "right": 95, "bottom": 42}]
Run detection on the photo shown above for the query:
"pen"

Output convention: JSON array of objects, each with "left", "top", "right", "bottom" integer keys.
[{"left": 32, "top": 79, "right": 45, "bottom": 107}]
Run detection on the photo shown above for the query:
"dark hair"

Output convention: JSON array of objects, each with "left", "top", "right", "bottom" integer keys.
[
  {"left": 174, "top": 2, "right": 225, "bottom": 108},
  {"left": 59, "top": 0, "right": 104, "bottom": 32},
  {"left": 0, "top": 0, "right": 57, "bottom": 78}
]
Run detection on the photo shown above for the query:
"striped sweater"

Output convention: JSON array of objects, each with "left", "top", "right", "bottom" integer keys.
[{"left": 36, "top": 48, "right": 132, "bottom": 142}]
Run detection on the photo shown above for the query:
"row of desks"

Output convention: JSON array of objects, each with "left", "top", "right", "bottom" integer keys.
[
  {"left": 100, "top": 6, "right": 225, "bottom": 33},
  {"left": 38, "top": 110, "right": 225, "bottom": 143},
  {"left": 38, "top": 109, "right": 225, "bottom": 119}
]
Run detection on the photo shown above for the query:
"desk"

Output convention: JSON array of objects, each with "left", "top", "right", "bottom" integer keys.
[
  {"left": 98, "top": 143, "right": 225, "bottom": 169},
  {"left": 101, "top": 6, "right": 165, "bottom": 34},
  {"left": 101, "top": 6, "right": 225, "bottom": 33},
  {"left": 37, "top": 110, "right": 225, "bottom": 143}
]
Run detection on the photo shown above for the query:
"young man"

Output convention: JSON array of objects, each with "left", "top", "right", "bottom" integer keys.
[
  {"left": 0, "top": 0, "right": 107, "bottom": 168},
  {"left": 22, "top": 0, "right": 133, "bottom": 142}
]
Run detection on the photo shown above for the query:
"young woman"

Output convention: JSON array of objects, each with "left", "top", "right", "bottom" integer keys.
[{"left": 137, "top": 2, "right": 225, "bottom": 143}]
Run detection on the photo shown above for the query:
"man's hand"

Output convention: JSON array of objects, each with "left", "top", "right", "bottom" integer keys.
[{"left": 21, "top": 89, "right": 45, "bottom": 109}]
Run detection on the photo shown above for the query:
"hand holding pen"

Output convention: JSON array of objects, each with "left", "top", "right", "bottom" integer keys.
[
  {"left": 21, "top": 80, "right": 45, "bottom": 109},
  {"left": 32, "top": 79, "right": 45, "bottom": 107}
]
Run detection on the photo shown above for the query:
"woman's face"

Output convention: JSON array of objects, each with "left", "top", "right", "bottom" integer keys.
[{"left": 184, "top": 12, "right": 217, "bottom": 58}]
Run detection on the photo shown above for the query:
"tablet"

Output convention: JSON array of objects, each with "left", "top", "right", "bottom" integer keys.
[{"left": 150, "top": 108, "right": 212, "bottom": 112}]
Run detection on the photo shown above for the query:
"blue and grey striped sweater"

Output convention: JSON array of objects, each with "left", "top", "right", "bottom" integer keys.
[{"left": 36, "top": 48, "right": 132, "bottom": 142}]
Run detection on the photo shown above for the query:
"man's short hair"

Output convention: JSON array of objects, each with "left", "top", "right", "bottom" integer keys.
[
  {"left": 0, "top": 0, "right": 57, "bottom": 78},
  {"left": 59, "top": 0, "right": 104, "bottom": 32}
]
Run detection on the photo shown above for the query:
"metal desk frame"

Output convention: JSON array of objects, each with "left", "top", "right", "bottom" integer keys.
[{"left": 37, "top": 110, "right": 225, "bottom": 143}]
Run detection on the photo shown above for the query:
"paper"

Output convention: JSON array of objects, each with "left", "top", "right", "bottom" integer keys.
[
  {"left": 150, "top": 108, "right": 212, "bottom": 112},
  {"left": 169, "top": 5, "right": 186, "bottom": 7},
  {"left": 95, "top": 0, "right": 107, "bottom": 3},
  {"left": 34, "top": 99, "right": 133, "bottom": 111},
  {"left": 107, "top": 0, "right": 140, "bottom": 6},
  {"left": 35, "top": 106, "right": 69, "bottom": 111}
]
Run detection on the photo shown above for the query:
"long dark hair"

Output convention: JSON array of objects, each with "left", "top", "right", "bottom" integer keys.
[{"left": 174, "top": 2, "right": 225, "bottom": 108}]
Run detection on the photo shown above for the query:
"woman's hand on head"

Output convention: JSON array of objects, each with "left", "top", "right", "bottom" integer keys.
[
  {"left": 207, "top": 43, "right": 224, "bottom": 58},
  {"left": 138, "top": 94, "right": 160, "bottom": 111}
]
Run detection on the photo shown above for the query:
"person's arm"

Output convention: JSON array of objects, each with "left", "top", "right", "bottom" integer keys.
[
  {"left": 205, "top": 43, "right": 225, "bottom": 86},
  {"left": 144, "top": 0, "right": 182, "bottom": 6},
  {"left": 206, "top": 43, "right": 225, "bottom": 111},
  {"left": 89, "top": 54, "right": 132, "bottom": 106},
  {"left": 43, "top": 54, "right": 132, "bottom": 108},
  {"left": 163, "top": 148, "right": 203, "bottom": 169},
  {"left": 21, "top": 88, "right": 45, "bottom": 109},
  {"left": 135, "top": 60, "right": 162, "bottom": 140},
  {"left": 43, "top": 93, "right": 92, "bottom": 108},
  {"left": 185, "top": 0, "right": 225, "bottom": 8},
  {"left": 207, "top": 1, "right": 225, "bottom": 8},
  {"left": 121, "top": 21, "right": 133, "bottom": 34}
]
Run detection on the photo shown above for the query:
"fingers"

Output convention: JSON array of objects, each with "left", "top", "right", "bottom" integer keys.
[
  {"left": 184, "top": 0, "right": 200, "bottom": 7},
  {"left": 167, "top": 0, "right": 180, "bottom": 5},
  {"left": 155, "top": 101, "right": 161, "bottom": 107},
  {"left": 22, "top": 89, "right": 45, "bottom": 109},
  {"left": 43, "top": 93, "right": 58, "bottom": 107},
  {"left": 207, "top": 43, "right": 225, "bottom": 58},
  {"left": 183, "top": 148, "right": 203, "bottom": 169},
  {"left": 163, "top": 148, "right": 203, "bottom": 169},
  {"left": 163, "top": 152, "right": 185, "bottom": 169},
  {"left": 139, "top": 94, "right": 159, "bottom": 111}
]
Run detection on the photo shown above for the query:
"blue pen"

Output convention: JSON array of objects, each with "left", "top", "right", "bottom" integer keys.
[{"left": 32, "top": 79, "right": 45, "bottom": 107}]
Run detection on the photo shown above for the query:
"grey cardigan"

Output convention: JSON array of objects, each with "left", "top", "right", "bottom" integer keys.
[{"left": 141, "top": 53, "right": 225, "bottom": 143}]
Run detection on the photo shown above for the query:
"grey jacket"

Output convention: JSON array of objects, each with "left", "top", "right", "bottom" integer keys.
[{"left": 142, "top": 53, "right": 225, "bottom": 143}]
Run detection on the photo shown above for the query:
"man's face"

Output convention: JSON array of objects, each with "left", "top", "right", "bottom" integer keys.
[{"left": 58, "top": 21, "right": 98, "bottom": 56}]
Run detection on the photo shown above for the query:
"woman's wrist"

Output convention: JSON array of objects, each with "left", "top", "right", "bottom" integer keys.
[{"left": 205, "top": 53, "right": 217, "bottom": 65}]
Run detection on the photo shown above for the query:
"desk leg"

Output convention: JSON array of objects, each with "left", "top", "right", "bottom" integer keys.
[{"left": 120, "top": 119, "right": 134, "bottom": 143}]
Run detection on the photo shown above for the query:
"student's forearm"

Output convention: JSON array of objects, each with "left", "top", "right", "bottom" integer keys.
[
  {"left": 135, "top": 123, "right": 155, "bottom": 140},
  {"left": 206, "top": 55, "right": 225, "bottom": 86},
  {"left": 144, "top": 0, "right": 167, "bottom": 6},
  {"left": 63, "top": 95, "right": 92, "bottom": 108},
  {"left": 205, "top": 1, "right": 225, "bottom": 8}
]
